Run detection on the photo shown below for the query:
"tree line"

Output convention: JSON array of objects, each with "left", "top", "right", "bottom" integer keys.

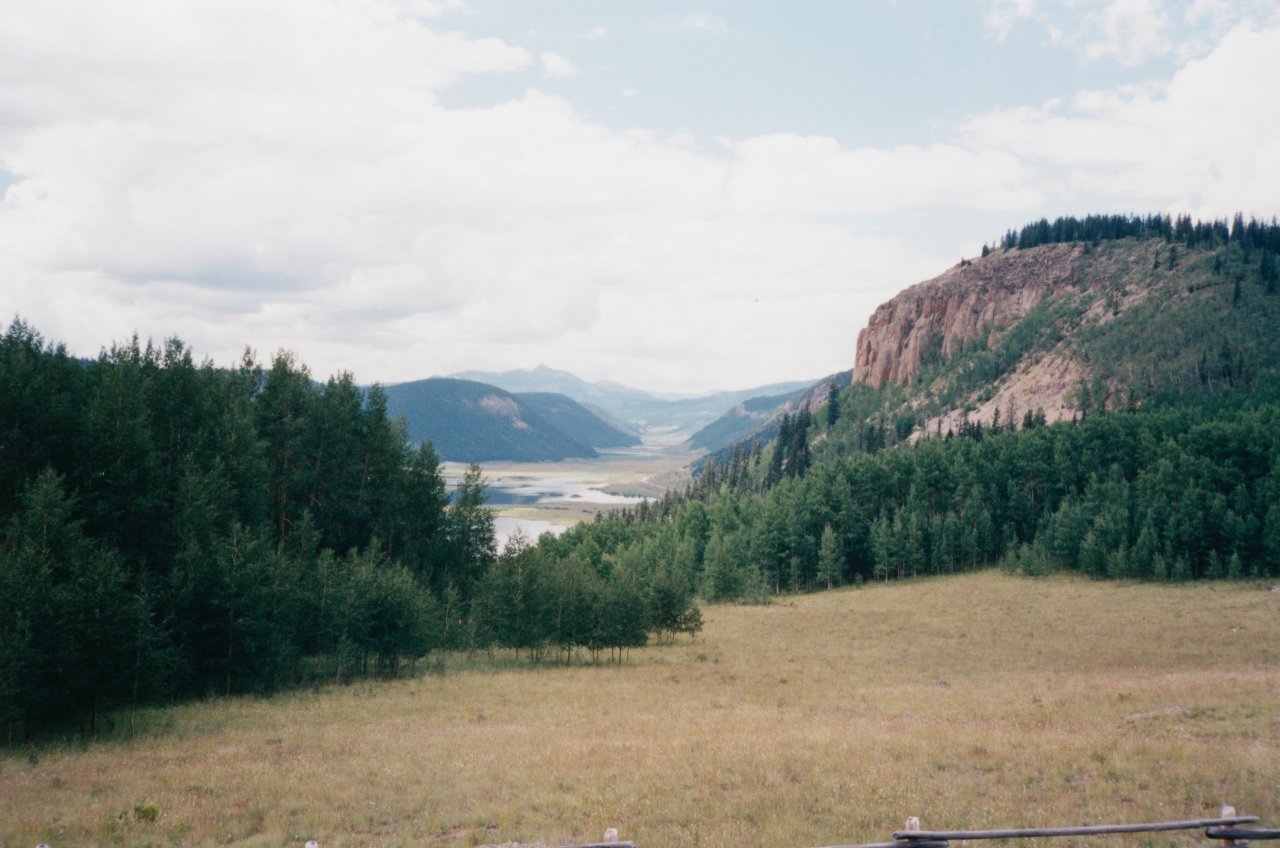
[
  {"left": 598, "top": 213, "right": 1280, "bottom": 603},
  {"left": 0, "top": 320, "right": 699, "bottom": 740},
  {"left": 558, "top": 396, "right": 1280, "bottom": 602},
  {"left": 988, "top": 212, "right": 1280, "bottom": 256}
]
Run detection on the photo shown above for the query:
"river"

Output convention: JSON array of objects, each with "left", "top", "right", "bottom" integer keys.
[{"left": 443, "top": 462, "right": 658, "bottom": 551}]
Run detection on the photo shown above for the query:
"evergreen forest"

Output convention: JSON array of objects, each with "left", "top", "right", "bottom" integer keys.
[
  {"left": 571, "top": 395, "right": 1280, "bottom": 605},
  {"left": 0, "top": 321, "right": 700, "bottom": 739},
  {"left": 538, "top": 215, "right": 1280, "bottom": 603},
  {"left": 5, "top": 213, "right": 1280, "bottom": 739}
]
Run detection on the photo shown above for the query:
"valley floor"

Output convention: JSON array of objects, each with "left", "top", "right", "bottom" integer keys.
[
  {"left": 447, "top": 444, "right": 699, "bottom": 546},
  {"left": 3, "top": 572, "right": 1278, "bottom": 848}
]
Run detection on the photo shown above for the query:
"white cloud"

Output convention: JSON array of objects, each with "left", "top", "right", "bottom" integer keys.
[
  {"left": 1184, "top": 0, "right": 1229, "bottom": 23},
  {"left": 540, "top": 51, "right": 578, "bottom": 79},
  {"left": 1084, "top": 0, "right": 1173, "bottom": 64},
  {"left": 394, "top": 0, "right": 466, "bottom": 18},
  {"left": 724, "top": 135, "right": 1040, "bottom": 217},
  {"left": 984, "top": 0, "right": 1279, "bottom": 66},
  {"left": 680, "top": 13, "right": 730, "bottom": 33},
  {"left": 2, "top": 3, "right": 1279, "bottom": 393},
  {"left": 960, "top": 22, "right": 1280, "bottom": 217},
  {"left": 984, "top": 0, "right": 1038, "bottom": 41}
]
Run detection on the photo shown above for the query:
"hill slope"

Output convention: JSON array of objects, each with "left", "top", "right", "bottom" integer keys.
[
  {"left": 514, "top": 392, "right": 641, "bottom": 449},
  {"left": 846, "top": 228, "right": 1280, "bottom": 439},
  {"left": 689, "top": 371, "right": 852, "bottom": 454},
  {"left": 451, "top": 365, "right": 820, "bottom": 438},
  {"left": 382, "top": 378, "right": 598, "bottom": 462}
]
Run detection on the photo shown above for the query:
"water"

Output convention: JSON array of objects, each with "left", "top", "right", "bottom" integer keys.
[
  {"left": 443, "top": 464, "right": 651, "bottom": 551},
  {"left": 493, "top": 516, "right": 569, "bottom": 550},
  {"left": 480, "top": 474, "right": 648, "bottom": 506}
]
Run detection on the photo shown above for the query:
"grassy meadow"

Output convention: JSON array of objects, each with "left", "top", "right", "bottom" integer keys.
[{"left": 2, "top": 571, "right": 1278, "bottom": 848}]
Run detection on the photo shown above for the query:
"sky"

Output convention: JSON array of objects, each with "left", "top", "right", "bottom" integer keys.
[{"left": 2, "top": 0, "right": 1279, "bottom": 395}]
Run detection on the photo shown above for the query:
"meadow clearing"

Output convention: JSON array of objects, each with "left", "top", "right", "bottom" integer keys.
[{"left": 2, "top": 571, "right": 1277, "bottom": 848}]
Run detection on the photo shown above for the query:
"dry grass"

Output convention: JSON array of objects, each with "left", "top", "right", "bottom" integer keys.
[{"left": 3, "top": 571, "right": 1278, "bottom": 848}]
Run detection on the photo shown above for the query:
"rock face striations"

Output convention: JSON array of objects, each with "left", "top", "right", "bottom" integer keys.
[
  {"left": 845, "top": 228, "right": 1280, "bottom": 440},
  {"left": 853, "top": 243, "right": 1089, "bottom": 388}
]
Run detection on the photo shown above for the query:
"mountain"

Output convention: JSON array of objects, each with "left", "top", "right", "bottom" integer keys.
[
  {"left": 532, "top": 215, "right": 1280, "bottom": 605},
  {"left": 845, "top": 216, "right": 1280, "bottom": 440},
  {"left": 450, "top": 365, "right": 820, "bottom": 438},
  {"left": 513, "top": 392, "right": 641, "bottom": 449},
  {"left": 450, "top": 364, "right": 654, "bottom": 404},
  {"left": 689, "top": 371, "right": 852, "bottom": 453},
  {"left": 382, "top": 378, "right": 599, "bottom": 462},
  {"left": 641, "top": 382, "right": 824, "bottom": 439}
]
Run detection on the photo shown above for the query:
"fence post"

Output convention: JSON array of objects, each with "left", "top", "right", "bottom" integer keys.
[
  {"left": 907, "top": 818, "right": 922, "bottom": 835},
  {"left": 1220, "top": 807, "right": 1236, "bottom": 848}
]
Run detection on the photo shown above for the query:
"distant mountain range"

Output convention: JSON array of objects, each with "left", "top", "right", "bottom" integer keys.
[
  {"left": 378, "top": 366, "right": 832, "bottom": 462},
  {"left": 515, "top": 392, "right": 640, "bottom": 449},
  {"left": 382, "top": 378, "right": 637, "bottom": 463},
  {"left": 688, "top": 371, "right": 852, "bottom": 453},
  {"left": 449, "top": 365, "right": 819, "bottom": 438}
]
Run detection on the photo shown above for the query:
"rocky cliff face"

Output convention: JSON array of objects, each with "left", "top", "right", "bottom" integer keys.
[
  {"left": 853, "top": 243, "right": 1090, "bottom": 388},
  {"left": 843, "top": 234, "right": 1276, "bottom": 438}
]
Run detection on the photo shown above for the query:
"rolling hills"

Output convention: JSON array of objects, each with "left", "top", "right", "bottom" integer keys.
[
  {"left": 381, "top": 378, "right": 607, "bottom": 462},
  {"left": 515, "top": 392, "right": 640, "bottom": 449},
  {"left": 688, "top": 371, "right": 851, "bottom": 453},
  {"left": 451, "top": 365, "right": 821, "bottom": 439}
]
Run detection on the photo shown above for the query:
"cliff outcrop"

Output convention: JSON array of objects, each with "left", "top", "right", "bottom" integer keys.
[
  {"left": 853, "top": 243, "right": 1090, "bottom": 388},
  {"left": 843, "top": 226, "right": 1280, "bottom": 441}
]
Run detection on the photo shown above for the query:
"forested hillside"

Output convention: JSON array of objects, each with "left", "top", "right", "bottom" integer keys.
[
  {"left": 0, "top": 322, "right": 699, "bottom": 738},
  {"left": 382, "top": 378, "right": 605, "bottom": 462},
  {"left": 7, "top": 213, "right": 1278, "bottom": 736},
  {"left": 532, "top": 214, "right": 1280, "bottom": 601},
  {"left": 688, "top": 371, "right": 850, "bottom": 454},
  {"left": 542, "top": 396, "right": 1280, "bottom": 604},
  {"left": 514, "top": 392, "right": 641, "bottom": 449},
  {"left": 851, "top": 213, "right": 1280, "bottom": 437},
  {"left": 453, "top": 365, "right": 819, "bottom": 438}
]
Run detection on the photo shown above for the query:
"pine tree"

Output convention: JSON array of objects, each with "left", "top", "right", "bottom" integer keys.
[
  {"left": 817, "top": 524, "right": 843, "bottom": 588},
  {"left": 1, "top": 470, "right": 157, "bottom": 732},
  {"left": 1151, "top": 552, "right": 1168, "bottom": 581},
  {"left": 1261, "top": 251, "right": 1278, "bottom": 294},
  {"left": 1205, "top": 549, "right": 1224, "bottom": 580},
  {"left": 445, "top": 464, "right": 497, "bottom": 602}
]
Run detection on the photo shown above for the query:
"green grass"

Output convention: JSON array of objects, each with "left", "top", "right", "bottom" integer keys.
[{"left": 3, "top": 571, "right": 1278, "bottom": 848}]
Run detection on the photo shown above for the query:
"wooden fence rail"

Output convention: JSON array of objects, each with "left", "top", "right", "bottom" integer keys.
[
  {"left": 890, "top": 815, "right": 1260, "bottom": 840},
  {"left": 820, "top": 806, "right": 1274, "bottom": 848},
  {"left": 91, "top": 810, "right": 1269, "bottom": 848},
  {"left": 1207, "top": 831, "right": 1280, "bottom": 842}
]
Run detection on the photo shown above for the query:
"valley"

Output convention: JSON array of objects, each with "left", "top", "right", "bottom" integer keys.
[
  {"left": 7, "top": 8, "right": 1280, "bottom": 847},
  {"left": 445, "top": 442, "right": 699, "bottom": 548},
  {"left": 6, "top": 215, "right": 1280, "bottom": 848}
]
